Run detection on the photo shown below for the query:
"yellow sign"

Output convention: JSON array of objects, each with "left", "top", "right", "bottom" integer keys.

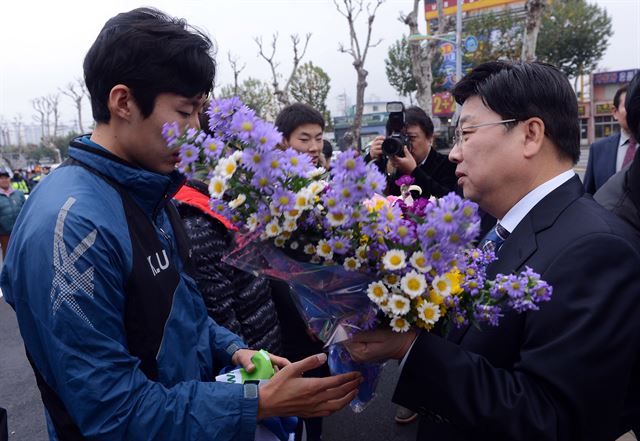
[
  {"left": 425, "top": 0, "right": 525, "bottom": 20},
  {"left": 595, "top": 102, "right": 614, "bottom": 115}
]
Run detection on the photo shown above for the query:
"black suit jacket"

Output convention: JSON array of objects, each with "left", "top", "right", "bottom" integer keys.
[
  {"left": 394, "top": 176, "right": 640, "bottom": 440},
  {"left": 583, "top": 133, "right": 621, "bottom": 194},
  {"left": 385, "top": 147, "right": 459, "bottom": 198}
]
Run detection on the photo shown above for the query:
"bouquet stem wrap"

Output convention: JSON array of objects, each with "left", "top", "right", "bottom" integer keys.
[{"left": 224, "top": 232, "right": 383, "bottom": 412}]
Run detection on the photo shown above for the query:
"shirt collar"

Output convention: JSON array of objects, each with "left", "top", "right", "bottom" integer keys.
[
  {"left": 499, "top": 169, "right": 575, "bottom": 234},
  {"left": 620, "top": 130, "right": 631, "bottom": 148}
]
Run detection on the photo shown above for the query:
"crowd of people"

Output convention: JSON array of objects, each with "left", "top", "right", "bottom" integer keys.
[{"left": 1, "top": 6, "right": 639, "bottom": 441}]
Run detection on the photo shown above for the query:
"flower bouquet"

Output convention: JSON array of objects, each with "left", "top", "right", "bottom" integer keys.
[{"left": 163, "top": 97, "right": 553, "bottom": 411}]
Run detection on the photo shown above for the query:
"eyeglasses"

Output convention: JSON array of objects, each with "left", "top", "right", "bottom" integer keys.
[{"left": 452, "top": 119, "right": 518, "bottom": 146}]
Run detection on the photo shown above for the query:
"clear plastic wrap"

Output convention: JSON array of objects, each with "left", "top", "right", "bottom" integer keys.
[{"left": 224, "top": 232, "right": 384, "bottom": 412}]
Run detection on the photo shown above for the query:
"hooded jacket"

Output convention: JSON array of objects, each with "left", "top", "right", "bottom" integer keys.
[{"left": 0, "top": 136, "right": 259, "bottom": 440}]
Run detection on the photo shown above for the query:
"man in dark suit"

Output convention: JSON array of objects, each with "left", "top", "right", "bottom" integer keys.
[
  {"left": 584, "top": 85, "right": 635, "bottom": 194},
  {"left": 347, "top": 61, "right": 640, "bottom": 440},
  {"left": 367, "top": 106, "right": 459, "bottom": 198}
]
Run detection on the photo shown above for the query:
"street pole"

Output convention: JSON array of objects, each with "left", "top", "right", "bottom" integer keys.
[{"left": 456, "top": 0, "right": 462, "bottom": 84}]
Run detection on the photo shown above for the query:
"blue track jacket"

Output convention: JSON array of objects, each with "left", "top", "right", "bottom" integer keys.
[{"left": 1, "top": 137, "right": 259, "bottom": 440}]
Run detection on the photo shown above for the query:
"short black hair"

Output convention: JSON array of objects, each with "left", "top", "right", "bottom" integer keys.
[
  {"left": 323, "top": 140, "right": 333, "bottom": 159},
  {"left": 614, "top": 85, "right": 628, "bottom": 109},
  {"left": 275, "top": 103, "right": 325, "bottom": 140},
  {"left": 0, "top": 171, "right": 10, "bottom": 178},
  {"left": 84, "top": 7, "right": 215, "bottom": 123},
  {"left": 453, "top": 61, "right": 580, "bottom": 164},
  {"left": 405, "top": 106, "right": 434, "bottom": 138},
  {"left": 625, "top": 74, "right": 640, "bottom": 141}
]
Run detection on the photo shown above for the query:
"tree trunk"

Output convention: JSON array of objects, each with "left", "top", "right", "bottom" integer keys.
[
  {"left": 521, "top": 0, "right": 547, "bottom": 62},
  {"left": 353, "top": 65, "right": 368, "bottom": 148},
  {"left": 76, "top": 97, "right": 84, "bottom": 133},
  {"left": 404, "top": 0, "right": 447, "bottom": 116}
]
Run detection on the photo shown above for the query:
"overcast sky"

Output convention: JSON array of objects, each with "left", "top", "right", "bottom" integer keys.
[{"left": 1, "top": 0, "right": 638, "bottom": 129}]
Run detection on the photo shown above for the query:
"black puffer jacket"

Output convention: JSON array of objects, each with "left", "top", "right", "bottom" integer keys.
[{"left": 175, "top": 184, "right": 282, "bottom": 355}]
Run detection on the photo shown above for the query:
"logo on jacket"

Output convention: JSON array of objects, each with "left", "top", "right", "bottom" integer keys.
[
  {"left": 147, "top": 250, "right": 170, "bottom": 276},
  {"left": 50, "top": 197, "right": 97, "bottom": 328}
]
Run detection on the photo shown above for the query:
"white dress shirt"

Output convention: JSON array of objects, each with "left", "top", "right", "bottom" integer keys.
[
  {"left": 499, "top": 169, "right": 576, "bottom": 236},
  {"left": 615, "top": 130, "right": 632, "bottom": 172}
]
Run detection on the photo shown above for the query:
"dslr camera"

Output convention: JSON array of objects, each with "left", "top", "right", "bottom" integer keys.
[{"left": 381, "top": 101, "right": 410, "bottom": 158}]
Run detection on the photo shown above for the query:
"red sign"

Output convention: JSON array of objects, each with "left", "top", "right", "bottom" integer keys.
[{"left": 432, "top": 92, "right": 455, "bottom": 116}]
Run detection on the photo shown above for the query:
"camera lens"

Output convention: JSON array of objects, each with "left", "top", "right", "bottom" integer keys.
[{"left": 381, "top": 136, "right": 405, "bottom": 157}]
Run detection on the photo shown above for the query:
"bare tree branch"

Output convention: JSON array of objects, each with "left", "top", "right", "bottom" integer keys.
[
  {"left": 227, "top": 52, "right": 246, "bottom": 96},
  {"left": 255, "top": 32, "right": 312, "bottom": 107},
  {"left": 60, "top": 78, "right": 86, "bottom": 133}
]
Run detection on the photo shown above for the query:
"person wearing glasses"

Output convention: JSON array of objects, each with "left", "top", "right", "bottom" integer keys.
[
  {"left": 367, "top": 106, "right": 459, "bottom": 199},
  {"left": 346, "top": 61, "right": 640, "bottom": 440}
]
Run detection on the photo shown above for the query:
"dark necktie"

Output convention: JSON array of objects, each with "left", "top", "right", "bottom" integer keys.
[
  {"left": 622, "top": 138, "right": 637, "bottom": 169},
  {"left": 481, "top": 223, "right": 510, "bottom": 253}
]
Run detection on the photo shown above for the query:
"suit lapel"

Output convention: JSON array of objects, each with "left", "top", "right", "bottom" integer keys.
[
  {"left": 447, "top": 176, "right": 584, "bottom": 344},
  {"left": 606, "top": 133, "right": 621, "bottom": 176}
]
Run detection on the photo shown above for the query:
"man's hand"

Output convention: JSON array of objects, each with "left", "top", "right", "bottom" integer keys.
[
  {"left": 388, "top": 146, "right": 417, "bottom": 175},
  {"left": 345, "top": 329, "right": 418, "bottom": 363},
  {"left": 257, "top": 353, "right": 363, "bottom": 419},
  {"left": 369, "top": 135, "right": 386, "bottom": 161},
  {"left": 232, "top": 349, "right": 290, "bottom": 373}
]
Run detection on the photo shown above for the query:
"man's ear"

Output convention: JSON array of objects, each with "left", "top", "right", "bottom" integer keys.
[
  {"left": 107, "top": 85, "right": 136, "bottom": 122},
  {"left": 280, "top": 137, "right": 290, "bottom": 148},
  {"left": 522, "top": 117, "right": 545, "bottom": 159}
]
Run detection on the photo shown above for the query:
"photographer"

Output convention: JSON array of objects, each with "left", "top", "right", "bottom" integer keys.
[{"left": 367, "top": 105, "right": 459, "bottom": 198}]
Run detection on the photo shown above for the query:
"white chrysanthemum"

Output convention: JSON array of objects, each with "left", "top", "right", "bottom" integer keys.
[
  {"left": 390, "top": 316, "right": 411, "bottom": 333},
  {"left": 308, "top": 180, "right": 327, "bottom": 195},
  {"left": 246, "top": 214, "right": 259, "bottom": 232},
  {"left": 274, "top": 236, "right": 286, "bottom": 247},
  {"left": 228, "top": 194, "right": 247, "bottom": 209},
  {"left": 382, "top": 249, "right": 407, "bottom": 271},
  {"left": 389, "top": 294, "right": 411, "bottom": 316},
  {"left": 283, "top": 218, "right": 297, "bottom": 232},
  {"left": 343, "top": 257, "right": 361, "bottom": 271},
  {"left": 432, "top": 275, "right": 452, "bottom": 297},
  {"left": 294, "top": 190, "right": 313, "bottom": 210},
  {"left": 259, "top": 231, "right": 269, "bottom": 240},
  {"left": 208, "top": 176, "right": 226, "bottom": 198},
  {"left": 265, "top": 220, "right": 281, "bottom": 238},
  {"left": 400, "top": 270, "right": 427, "bottom": 299},
  {"left": 216, "top": 157, "right": 237, "bottom": 178},
  {"left": 410, "top": 251, "right": 431, "bottom": 273},
  {"left": 356, "top": 245, "right": 368, "bottom": 262},
  {"left": 418, "top": 301, "right": 441, "bottom": 325},
  {"left": 304, "top": 244, "right": 316, "bottom": 255},
  {"left": 384, "top": 273, "right": 401, "bottom": 288},
  {"left": 316, "top": 239, "right": 333, "bottom": 259},
  {"left": 290, "top": 241, "right": 299, "bottom": 250},
  {"left": 307, "top": 167, "right": 326, "bottom": 179},
  {"left": 327, "top": 211, "right": 347, "bottom": 227},
  {"left": 230, "top": 150, "right": 243, "bottom": 163},
  {"left": 366, "top": 281, "right": 388, "bottom": 304},
  {"left": 283, "top": 209, "right": 301, "bottom": 220}
]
